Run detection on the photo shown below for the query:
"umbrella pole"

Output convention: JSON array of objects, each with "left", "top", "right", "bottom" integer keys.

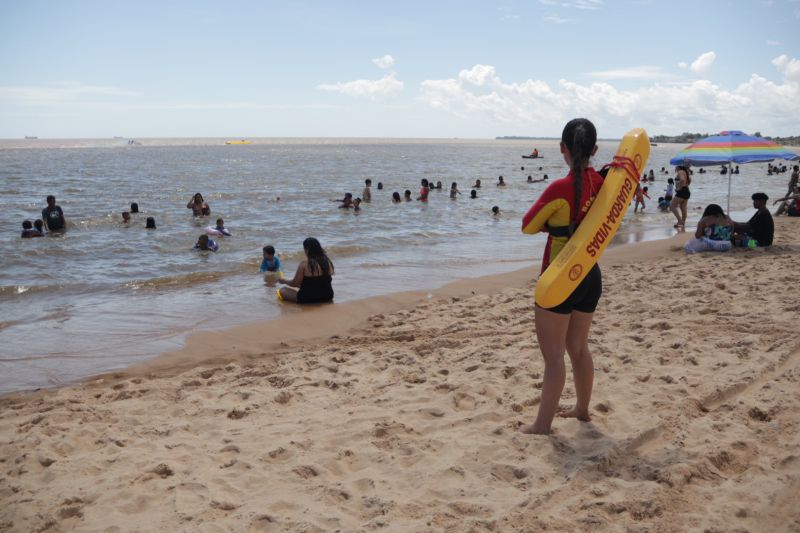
[{"left": 727, "top": 162, "right": 732, "bottom": 214}]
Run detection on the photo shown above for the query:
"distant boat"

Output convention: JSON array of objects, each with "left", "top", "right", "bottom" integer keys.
[
  {"left": 24, "top": 136, "right": 38, "bottom": 139},
  {"left": 650, "top": 142, "right": 659, "bottom": 147},
  {"left": 521, "top": 155, "right": 543, "bottom": 159},
  {"left": 225, "top": 139, "right": 252, "bottom": 145}
]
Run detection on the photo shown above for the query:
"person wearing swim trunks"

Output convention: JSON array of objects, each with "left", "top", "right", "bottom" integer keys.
[
  {"left": 669, "top": 166, "right": 691, "bottom": 228},
  {"left": 277, "top": 237, "right": 334, "bottom": 303},
  {"left": 520, "top": 118, "right": 604, "bottom": 435}
]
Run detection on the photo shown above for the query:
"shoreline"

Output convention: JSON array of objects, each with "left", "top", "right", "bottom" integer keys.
[
  {"left": 2, "top": 219, "right": 799, "bottom": 531},
  {"left": 3, "top": 226, "right": 683, "bottom": 399}
]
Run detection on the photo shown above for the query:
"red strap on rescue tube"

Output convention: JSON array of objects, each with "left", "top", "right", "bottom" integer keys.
[{"left": 601, "top": 155, "right": 641, "bottom": 185}]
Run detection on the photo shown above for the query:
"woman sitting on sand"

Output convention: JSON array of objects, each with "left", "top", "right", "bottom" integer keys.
[
  {"left": 277, "top": 238, "right": 334, "bottom": 304},
  {"left": 520, "top": 118, "right": 604, "bottom": 435},
  {"left": 683, "top": 204, "right": 733, "bottom": 253}
]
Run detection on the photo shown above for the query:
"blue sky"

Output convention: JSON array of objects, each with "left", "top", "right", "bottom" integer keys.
[{"left": 1, "top": 0, "right": 799, "bottom": 138}]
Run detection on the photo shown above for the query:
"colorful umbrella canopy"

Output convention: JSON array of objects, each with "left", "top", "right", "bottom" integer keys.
[
  {"left": 669, "top": 130, "right": 799, "bottom": 213},
  {"left": 670, "top": 130, "right": 799, "bottom": 167}
]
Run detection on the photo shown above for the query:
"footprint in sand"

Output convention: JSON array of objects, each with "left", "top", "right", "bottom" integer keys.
[{"left": 489, "top": 463, "right": 529, "bottom": 483}]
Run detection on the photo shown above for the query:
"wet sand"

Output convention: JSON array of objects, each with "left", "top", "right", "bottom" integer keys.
[{"left": 1, "top": 219, "right": 799, "bottom": 532}]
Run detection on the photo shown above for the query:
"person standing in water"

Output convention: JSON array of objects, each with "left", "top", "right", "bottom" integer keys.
[
  {"left": 520, "top": 118, "right": 604, "bottom": 435},
  {"left": 42, "top": 195, "right": 66, "bottom": 232},
  {"left": 670, "top": 166, "right": 691, "bottom": 228}
]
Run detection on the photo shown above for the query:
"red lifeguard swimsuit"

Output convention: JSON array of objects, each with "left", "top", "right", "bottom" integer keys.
[{"left": 521, "top": 167, "right": 604, "bottom": 272}]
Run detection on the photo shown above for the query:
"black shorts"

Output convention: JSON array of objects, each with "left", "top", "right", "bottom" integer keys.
[
  {"left": 789, "top": 205, "right": 799, "bottom": 217},
  {"left": 542, "top": 264, "right": 602, "bottom": 315}
]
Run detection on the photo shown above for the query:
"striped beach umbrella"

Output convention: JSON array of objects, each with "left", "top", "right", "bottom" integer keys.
[{"left": 669, "top": 130, "right": 799, "bottom": 212}]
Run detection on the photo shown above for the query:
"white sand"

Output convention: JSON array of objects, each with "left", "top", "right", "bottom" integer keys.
[{"left": 2, "top": 219, "right": 799, "bottom": 532}]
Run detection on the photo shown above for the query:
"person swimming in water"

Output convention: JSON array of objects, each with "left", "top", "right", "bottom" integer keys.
[{"left": 194, "top": 234, "right": 219, "bottom": 252}]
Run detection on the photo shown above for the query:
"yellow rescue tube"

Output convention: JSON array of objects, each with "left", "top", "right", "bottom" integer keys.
[{"left": 534, "top": 128, "right": 650, "bottom": 308}]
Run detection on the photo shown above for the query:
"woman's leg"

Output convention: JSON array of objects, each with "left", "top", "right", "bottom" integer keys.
[
  {"left": 520, "top": 305, "right": 571, "bottom": 435},
  {"left": 560, "top": 310, "right": 595, "bottom": 421},
  {"left": 279, "top": 286, "right": 298, "bottom": 302},
  {"left": 669, "top": 198, "right": 682, "bottom": 226},
  {"left": 680, "top": 199, "right": 688, "bottom": 226}
]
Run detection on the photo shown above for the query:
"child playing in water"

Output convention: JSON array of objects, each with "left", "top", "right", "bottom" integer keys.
[
  {"left": 335, "top": 193, "right": 354, "bottom": 209},
  {"left": 634, "top": 184, "right": 650, "bottom": 212},
  {"left": 418, "top": 179, "right": 430, "bottom": 202},
  {"left": 213, "top": 218, "right": 232, "bottom": 236},
  {"left": 450, "top": 182, "right": 461, "bottom": 199},
  {"left": 664, "top": 178, "right": 675, "bottom": 202},
  {"left": 404, "top": 190, "right": 412, "bottom": 202},
  {"left": 21, "top": 220, "right": 43, "bottom": 238},
  {"left": 362, "top": 179, "right": 372, "bottom": 202},
  {"left": 260, "top": 245, "right": 282, "bottom": 272},
  {"left": 195, "top": 234, "right": 218, "bottom": 252}
]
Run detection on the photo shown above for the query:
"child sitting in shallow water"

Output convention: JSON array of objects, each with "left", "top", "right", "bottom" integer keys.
[{"left": 260, "top": 245, "right": 282, "bottom": 273}]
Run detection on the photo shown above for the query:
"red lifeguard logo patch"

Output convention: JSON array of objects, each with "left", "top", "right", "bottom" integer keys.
[
  {"left": 568, "top": 264, "right": 583, "bottom": 281},
  {"left": 634, "top": 153, "right": 643, "bottom": 172}
]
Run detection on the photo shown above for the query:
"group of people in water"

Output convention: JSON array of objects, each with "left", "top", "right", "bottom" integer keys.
[
  {"left": 21, "top": 197, "right": 157, "bottom": 238},
  {"left": 334, "top": 171, "right": 556, "bottom": 219},
  {"left": 19, "top": 192, "right": 336, "bottom": 305},
  {"left": 185, "top": 194, "right": 335, "bottom": 304}
]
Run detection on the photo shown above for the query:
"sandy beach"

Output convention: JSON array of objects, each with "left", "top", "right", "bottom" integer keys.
[{"left": 2, "top": 219, "right": 799, "bottom": 532}]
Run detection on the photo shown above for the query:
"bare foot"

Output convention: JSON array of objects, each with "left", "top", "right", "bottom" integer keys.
[
  {"left": 557, "top": 408, "right": 591, "bottom": 422},
  {"left": 519, "top": 423, "right": 551, "bottom": 435}
]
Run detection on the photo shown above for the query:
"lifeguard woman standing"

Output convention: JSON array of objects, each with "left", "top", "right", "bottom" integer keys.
[{"left": 520, "top": 118, "right": 604, "bottom": 435}]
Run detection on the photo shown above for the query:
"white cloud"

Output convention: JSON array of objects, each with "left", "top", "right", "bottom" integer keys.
[
  {"left": 772, "top": 54, "right": 800, "bottom": 82},
  {"left": 371, "top": 54, "right": 395, "bottom": 69},
  {"left": 690, "top": 51, "right": 716, "bottom": 75},
  {"left": 418, "top": 59, "right": 800, "bottom": 136},
  {"left": 589, "top": 66, "right": 672, "bottom": 80},
  {"left": 678, "top": 61, "right": 688, "bottom": 68},
  {"left": 544, "top": 13, "right": 572, "bottom": 23},
  {"left": 318, "top": 72, "right": 404, "bottom": 99},
  {"left": 767, "top": 39, "right": 780, "bottom": 46}
]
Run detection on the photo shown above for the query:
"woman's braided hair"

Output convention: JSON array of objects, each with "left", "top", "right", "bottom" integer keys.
[{"left": 561, "top": 118, "right": 597, "bottom": 234}]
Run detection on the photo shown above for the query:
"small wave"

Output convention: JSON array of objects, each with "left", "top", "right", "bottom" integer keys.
[
  {"left": 0, "top": 284, "right": 59, "bottom": 299},
  {"left": 125, "top": 270, "right": 231, "bottom": 291}
]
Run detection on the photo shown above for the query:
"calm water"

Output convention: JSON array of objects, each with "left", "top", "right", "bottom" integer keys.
[{"left": 0, "top": 137, "right": 792, "bottom": 393}]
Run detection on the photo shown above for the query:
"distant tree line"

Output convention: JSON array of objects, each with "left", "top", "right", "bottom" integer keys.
[{"left": 651, "top": 132, "right": 800, "bottom": 146}]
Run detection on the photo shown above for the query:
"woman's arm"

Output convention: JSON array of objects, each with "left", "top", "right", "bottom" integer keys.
[
  {"left": 279, "top": 261, "right": 306, "bottom": 287},
  {"left": 695, "top": 217, "right": 708, "bottom": 238}
]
